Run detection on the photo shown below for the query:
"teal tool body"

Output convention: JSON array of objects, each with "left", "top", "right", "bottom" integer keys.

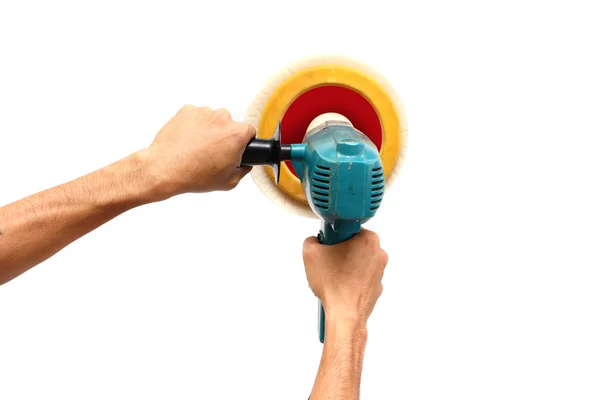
[{"left": 241, "top": 120, "right": 384, "bottom": 343}]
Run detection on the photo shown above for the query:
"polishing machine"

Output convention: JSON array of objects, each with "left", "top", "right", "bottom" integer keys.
[{"left": 240, "top": 55, "right": 408, "bottom": 343}]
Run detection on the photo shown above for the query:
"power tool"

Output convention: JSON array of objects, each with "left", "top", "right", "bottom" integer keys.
[
  {"left": 240, "top": 54, "right": 408, "bottom": 343},
  {"left": 241, "top": 114, "right": 385, "bottom": 342}
]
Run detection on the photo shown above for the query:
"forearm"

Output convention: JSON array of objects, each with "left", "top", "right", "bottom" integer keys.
[
  {"left": 309, "top": 313, "right": 368, "bottom": 400},
  {"left": 0, "top": 149, "right": 162, "bottom": 285}
]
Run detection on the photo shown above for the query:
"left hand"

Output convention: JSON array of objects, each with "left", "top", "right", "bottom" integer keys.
[{"left": 142, "top": 104, "right": 256, "bottom": 199}]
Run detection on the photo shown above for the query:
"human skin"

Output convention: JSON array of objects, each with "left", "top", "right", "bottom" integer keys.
[
  {"left": 303, "top": 229, "right": 389, "bottom": 399},
  {"left": 0, "top": 105, "right": 390, "bottom": 398},
  {"left": 0, "top": 105, "right": 255, "bottom": 285}
]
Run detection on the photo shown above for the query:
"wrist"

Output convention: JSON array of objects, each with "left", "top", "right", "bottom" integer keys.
[
  {"left": 133, "top": 148, "right": 175, "bottom": 203},
  {"left": 324, "top": 308, "right": 368, "bottom": 344},
  {"left": 324, "top": 303, "right": 368, "bottom": 327}
]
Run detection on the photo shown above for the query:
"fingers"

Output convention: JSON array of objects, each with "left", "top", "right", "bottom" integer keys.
[
  {"left": 354, "top": 227, "right": 380, "bottom": 247},
  {"left": 302, "top": 235, "right": 320, "bottom": 255},
  {"left": 213, "top": 107, "right": 230, "bottom": 119},
  {"left": 238, "top": 122, "right": 257, "bottom": 142},
  {"left": 227, "top": 166, "right": 252, "bottom": 189},
  {"left": 303, "top": 235, "right": 320, "bottom": 247},
  {"left": 179, "top": 104, "right": 213, "bottom": 115},
  {"left": 234, "top": 165, "right": 252, "bottom": 180},
  {"left": 356, "top": 227, "right": 374, "bottom": 237},
  {"left": 381, "top": 249, "right": 389, "bottom": 266},
  {"left": 181, "top": 105, "right": 256, "bottom": 142}
]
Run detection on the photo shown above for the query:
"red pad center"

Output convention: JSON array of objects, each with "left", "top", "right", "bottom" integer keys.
[{"left": 280, "top": 85, "right": 382, "bottom": 177}]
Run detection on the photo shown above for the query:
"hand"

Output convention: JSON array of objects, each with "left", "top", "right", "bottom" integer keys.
[
  {"left": 143, "top": 105, "right": 256, "bottom": 199},
  {"left": 302, "top": 228, "right": 389, "bottom": 327}
]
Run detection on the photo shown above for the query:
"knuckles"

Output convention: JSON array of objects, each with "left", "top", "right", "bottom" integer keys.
[
  {"left": 379, "top": 249, "right": 389, "bottom": 266},
  {"left": 302, "top": 239, "right": 318, "bottom": 260},
  {"left": 177, "top": 104, "right": 255, "bottom": 146},
  {"left": 199, "top": 105, "right": 214, "bottom": 114},
  {"left": 226, "top": 178, "right": 240, "bottom": 190},
  {"left": 213, "top": 108, "right": 231, "bottom": 121},
  {"left": 180, "top": 104, "right": 211, "bottom": 112},
  {"left": 179, "top": 104, "right": 196, "bottom": 113},
  {"left": 234, "top": 123, "right": 256, "bottom": 144},
  {"left": 221, "top": 174, "right": 242, "bottom": 191},
  {"left": 357, "top": 229, "right": 388, "bottom": 268},
  {"left": 178, "top": 104, "right": 222, "bottom": 119},
  {"left": 208, "top": 108, "right": 236, "bottom": 131},
  {"left": 360, "top": 229, "right": 380, "bottom": 248}
]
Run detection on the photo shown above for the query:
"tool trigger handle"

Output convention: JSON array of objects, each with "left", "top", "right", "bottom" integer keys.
[{"left": 316, "top": 222, "right": 356, "bottom": 344}]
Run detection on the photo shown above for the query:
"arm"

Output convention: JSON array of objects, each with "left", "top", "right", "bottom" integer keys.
[
  {"left": 0, "top": 151, "right": 160, "bottom": 285},
  {"left": 310, "top": 314, "right": 368, "bottom": 398},
  {"left": 0, "top": 105, "right": 255, "bottom": 286},
  {"left": 303, "top": 229, "right": 388, "bottom": 400}
]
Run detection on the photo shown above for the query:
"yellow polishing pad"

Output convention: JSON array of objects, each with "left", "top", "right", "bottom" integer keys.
[{"left": 245, "top": 54, "right": 408, "bottom": 218}]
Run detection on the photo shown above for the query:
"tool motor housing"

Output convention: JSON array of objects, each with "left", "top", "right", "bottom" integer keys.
[{"left": 290, "top": 121, "right": 384, "bottom": 234}]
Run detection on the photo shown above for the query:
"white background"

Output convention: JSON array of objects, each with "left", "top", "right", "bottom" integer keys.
[{"left": 1, "top": 1, "right": 599, "bottom": 399}]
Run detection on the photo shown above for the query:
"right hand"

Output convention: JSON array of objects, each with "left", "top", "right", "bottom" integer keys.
[
  {"left": 302, "top": 229, "right": 389, "bottom": 326},
  {"left": 142, "top": 104, "right": 256, "bottom": 199}
]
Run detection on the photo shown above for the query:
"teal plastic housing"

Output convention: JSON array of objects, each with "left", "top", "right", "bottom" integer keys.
[{"left": 289, "top": 122, "right": 385, "bottom": 343}]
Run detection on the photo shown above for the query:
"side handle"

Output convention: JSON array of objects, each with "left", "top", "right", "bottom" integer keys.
[{"left": 238, "top": 121, "right": 290, "bottom": 185}]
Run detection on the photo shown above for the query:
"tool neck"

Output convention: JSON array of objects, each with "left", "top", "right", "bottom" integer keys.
[{"left": 318, "top": 221, "right": 356, "bottom": 245}]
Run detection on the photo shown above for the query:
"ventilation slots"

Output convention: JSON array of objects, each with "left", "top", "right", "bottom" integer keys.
[
  {"left": 312, "top": 164, "right": 331, "bottom": 210},
  {"left": 371, "top": 165, "right": 384, "bottom": 211}
]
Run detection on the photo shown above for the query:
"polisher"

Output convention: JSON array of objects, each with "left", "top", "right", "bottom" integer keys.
[{"left": 240, "top": 55, "right": 408, "bottom": 343}]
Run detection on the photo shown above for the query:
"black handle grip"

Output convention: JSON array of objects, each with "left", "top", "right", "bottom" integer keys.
[
  {"left": 241, "top": 138, "right": 288, "bottom": 166},
  {"left": 239, "top": 121, "right": 290, "bottom": 185}
]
